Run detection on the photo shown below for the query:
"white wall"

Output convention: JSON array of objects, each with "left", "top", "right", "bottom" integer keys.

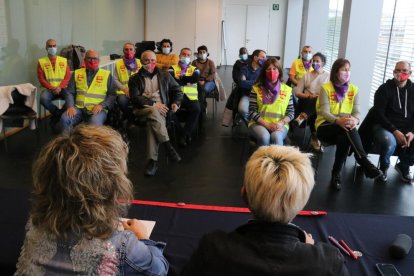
[
  {"left": 283, "top": 0, "right": 303, "bottom": 69},
  {"left": 339, "top": 0, "right": 383, "bottom": 117},
  {"left": 145, "top": 0, "right": 222, "bottom": 65}
]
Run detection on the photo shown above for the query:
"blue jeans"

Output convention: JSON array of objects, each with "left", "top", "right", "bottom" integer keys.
[
  {"left": 60, "top": 107, "right": 107, "bottom": 133},
  {"left": 372, "top": 124, "right": 414, "bottom": 169},
  {"left": 238, "top": 95, "right": 249, "bottom": 122},
  {"left": 117, "top": 94, "right": 133, "bottom": 121},
  {"left": 40, "top": 90, "right": 65, "bottom": 116},
  {"left": 249, "top": 123, "right": 288, "bottom": 146},
  {"left": 203, "top": 80, "right": 216, "bottom": 95}
]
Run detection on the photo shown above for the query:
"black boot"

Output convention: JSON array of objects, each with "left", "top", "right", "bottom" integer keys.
[
  {"left": 357, "top": 157, "right": 383, "bottom": 179},
  {"left": 330, "top": 172, "right": 342, "bottom": 190},
  {"left": 376, "top": 166, "right": 388, "bottom": 183},
  {"left": 163, "top": 141, "right": 181, "bottom": 162}
]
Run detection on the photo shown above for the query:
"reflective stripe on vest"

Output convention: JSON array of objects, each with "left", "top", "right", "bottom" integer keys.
[
  {"left": 172, "top": 64, "right": 198, "bottom": 100},
  {"left": 250, "top": 83, "right": 292, "bottom": 129},
  {"left": 115, "top": 59, "right": 142, "bottom": 95},
  {"left": 315, "top": 82, "right": 359, "bottom": 129},
  {"left": 293, "top": 58, "right": 313, "bottom": 80},
  {"left": 39, "top": 56, "right": 68, "bottom": 87},
  {"left": 75, "top": 68, "right": 110, "bottom": 111}
]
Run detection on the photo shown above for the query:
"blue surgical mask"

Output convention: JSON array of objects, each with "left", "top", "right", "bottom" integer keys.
[
  {"left": 199, "top": 53, "right": 207, "bottom": 60},
  {"left": 162, "top": 47, "right": 171, "bottom": 54},
  {"left": 303, "top": 53, "right": 313, "bottom": 61},
  {"left": 47, "top": 47, "right": 57, "bottom": 56},
  {"left": 240, "top": 54, "right": 248, "bottom": 61},
  {"left": 180, "top": 57, "right": 191, "bottom": 65}
]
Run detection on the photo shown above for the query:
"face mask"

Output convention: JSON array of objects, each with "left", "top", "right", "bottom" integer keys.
[
  {"left": 143, "top": 63, "right": 156, "bottom": 73},
  {"left": 199, "top": 53, "right": 207, "bottom": 60},
  {"left": 338, "top": 71, "right": 351, "bottom": 83},
  {"left": 162, "top": 47, "right": 171, "bottom": 54},
  {"left": 180, "top": 57, "right": 190, "bottom": 65},
  {"left": 266, "top": 70, "right": 279, "bottom": 82},
  {"left": 394, "top": 72, "right": 410, "bottom": 82},
  {"left": 312, "top": 63, "right": 321, "bottom": 71},
  {"left": 85, "top": 60, "right": 99, "bottom": 70},
  {"left": 257, "top": 58, "right": 266, "bottom": 67},
  {"left": 240, "top": 54, "right": 248, "bottom": 61},
  {"left": 47, "top": 47, "right": 57, "bottom": 56},
  {"left": 303, "top": 53, "right": 312, "bottom": 61}
]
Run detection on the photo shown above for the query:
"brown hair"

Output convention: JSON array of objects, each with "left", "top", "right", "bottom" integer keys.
[
  {"left": 330, "top": 58, "right": 351, "bottom": 84},
  {"left": 256, "top": 57, "right": 284, "bottom": 86}
]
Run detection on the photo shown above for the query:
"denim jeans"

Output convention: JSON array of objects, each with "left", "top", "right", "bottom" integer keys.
[
  {"left": 60, "top": 107, "right": 107, "bottom": 133},
  {"left": 203, "top": 80, "right": 216, "bottom": 95},
  {"left": 238, "top": 95, "right": 250, "bottom": 122},
  {"left": 117, "top": 94, "right": 133, "bottom": 121},
  {"left": 40, "top": 90, "right": 65, "bottom": 116},
  {"left": 249, "top": 123, "right": 288, "bottom": 146},
  {"left": 372, "top": 124, "right": 397, "bottom": 169}
]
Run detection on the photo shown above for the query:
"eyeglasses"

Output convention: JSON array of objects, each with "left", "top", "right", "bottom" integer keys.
[
  {"left": 394, "top": 69, "right": 410, "bottom": 74},
  {"left": 85, "top": 57, "right": 99, "bottom": 61}
]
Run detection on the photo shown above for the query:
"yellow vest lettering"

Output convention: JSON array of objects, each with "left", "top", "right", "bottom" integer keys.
[
  {"left": 39, "top": 56, "right": 68, "bottom": 87},
  {"left": 115, "top": 59, "right": 142, "bottom": 95},
  {"left": 75, "top": 68, "right": 110, "bottom": 111},
  {"left": 172, "top": 65, "right": 198, "bottom": 101},
  {"left": 315, "top": 82, "right": 359, "bottom": 129}
]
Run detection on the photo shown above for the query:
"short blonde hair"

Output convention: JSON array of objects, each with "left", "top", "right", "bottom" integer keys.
[
  {"left": 31, "top": 125, "right": 133, "bottom": 239},
  {"left": 244, "top": 145, "right": 314, "bottom": 223}
]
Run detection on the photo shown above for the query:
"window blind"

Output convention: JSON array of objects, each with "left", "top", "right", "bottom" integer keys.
[{"left": 324, "top": 0, "right": 344, "bottom": 72}]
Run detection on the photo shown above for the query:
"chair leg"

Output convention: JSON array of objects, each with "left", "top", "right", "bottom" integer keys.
[{"left": 2, "top": 127, "right": 7, "bottom": 153}]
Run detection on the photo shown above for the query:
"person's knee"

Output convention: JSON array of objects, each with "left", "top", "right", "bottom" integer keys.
[{"left": 40, "top": 90, "right": 52, "bottom": 103}]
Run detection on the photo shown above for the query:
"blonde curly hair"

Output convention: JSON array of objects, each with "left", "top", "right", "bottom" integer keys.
[{"left": 30, "top": 124, "right": 133, "bottom": 239}]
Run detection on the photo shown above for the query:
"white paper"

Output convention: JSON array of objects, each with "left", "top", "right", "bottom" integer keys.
[{"left": 118, "top": 218, "right": 156, "bottom": 237}]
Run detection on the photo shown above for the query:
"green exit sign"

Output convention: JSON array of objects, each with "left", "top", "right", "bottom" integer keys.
[{"left": 273, "top": 4, "right": 279, "bottom": 11}]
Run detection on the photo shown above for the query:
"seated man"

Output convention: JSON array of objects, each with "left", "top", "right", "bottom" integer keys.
[
  {"left": 60, "top": 49, "right": 116, "bottom": 133},
  {"left": 288, "top": 45, "right": 314, "bottom": 87},
  {"left": 38, "top": 38, "right": 71, "bottom": 124},
  {"left": 191, "top": 45, "right": 216, "bottom": 114},
  {"left": 169, "top": 47, "right": 200, "bottom": 147},
  {"left": 114, "top": 42, "right": 142, "bottom": 124},
  {"left": 182, "top": 145, "right": 349, "bottom": 275},
  {"left": 129, "top": 50, "right": 183, "bottom": 176},
  {"left": 360, "top": 61, "right": 414, "bottom": 183}
]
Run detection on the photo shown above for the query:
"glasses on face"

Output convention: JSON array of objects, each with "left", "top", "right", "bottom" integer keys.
[
  {"left": 394, "top": 69, "right": 410, "bottom": 74},
  {"left": 85, "top": 57, "right": 99, "bottom": 61}
]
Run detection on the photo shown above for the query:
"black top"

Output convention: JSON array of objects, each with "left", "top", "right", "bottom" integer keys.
[
  {"left": 232, "top": 59, "right": 248, "bottom": 84},
  {"left": 181, "top": 220, "right": 349, "bottom": 276}
]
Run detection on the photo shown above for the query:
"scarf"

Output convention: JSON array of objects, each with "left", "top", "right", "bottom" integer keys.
[
  {"left": 333, "top": 82, "right": 349, "bottom": 103},
  {"left": 123, "top": 57, "right": 137, "bottom": 72},
  {"left": 263, "top": 80, "right": 280, "bottom": 104},
  {"left": 179, "top": 62, "right": 189, "bottom": 76},
  {"left": 302, "top": 59, "right": 311, "bottom": 71}
]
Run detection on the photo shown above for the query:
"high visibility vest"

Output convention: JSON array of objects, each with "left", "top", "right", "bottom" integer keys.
[
  {"left": 250, "top": 83, "right": 292, "bottom": 130},
  {"left": 115, "top": 59, "right": 142, "bottom": 95},
  {"left": 75, "top": 68, "right": 110, "bottom": 111},
  {"left": 291, "top": 58, "right": 313, "bottom": 80},
  {"left": 38, "top": 56, "right": 68, "bottom": 87},
  {"left": 315, "top": 82, "right": 359, "bottom": 129},
  {"left": 171, "top": 64, "right": 198, "bottom": 100}
]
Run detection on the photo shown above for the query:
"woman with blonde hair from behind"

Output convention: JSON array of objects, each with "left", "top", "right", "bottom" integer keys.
[
  {"left": 182, "top": 145, "right": 349, "bottom": 276},
  {"left": 15, "top": 125, "right": 168, "bottom": 275}
]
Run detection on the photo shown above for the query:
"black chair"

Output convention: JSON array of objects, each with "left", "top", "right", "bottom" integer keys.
[{"left": 1, "top": 89, "right": 38, "bottom": 152}]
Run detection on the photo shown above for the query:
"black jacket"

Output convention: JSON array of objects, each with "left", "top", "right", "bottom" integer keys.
[
  {"left": 181, "top": 220, "right": 349, "bottom": 276},
  {"left": 129, "top": 67, "right": 183, "bottom": 108}
]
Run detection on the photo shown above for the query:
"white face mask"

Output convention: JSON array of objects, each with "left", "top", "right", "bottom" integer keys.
[
  {"left": 162, "top": 47, "right": 171, "bottom": 54},
  {"left": 199, "top": 53, "right": 207, "bottom": 60},
  {"left": 47, "top": 47, "right": 57, "bottom": 56},
  {"left": 303, "top": 53, "right": 312, "bottom": 61}
]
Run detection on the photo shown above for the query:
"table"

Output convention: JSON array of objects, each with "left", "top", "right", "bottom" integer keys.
[{"left": 128, "top": 200, "right": 414, "bottom": 276}]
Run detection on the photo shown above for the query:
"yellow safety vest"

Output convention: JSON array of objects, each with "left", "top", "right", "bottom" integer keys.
[
  {"left": 38, "top": 56, "right": 68, "bottom": 87},
  {"left": 171, "top": 64, "right": 198, "bottom": 101},
  {"left": 291, "top": 58, "right": 313, "bottom": 80},
  {"left": 315, "top": 82, "right": 359, "bottom": 129},
  {"left": 75, "top": 68, "right": 110, "bottom": 111},
  {"left": 250, "top": 83, "right": 292, "bottom": 130},
  {"left": 115, "top": 59, "right": 142, "bottom": 95}
]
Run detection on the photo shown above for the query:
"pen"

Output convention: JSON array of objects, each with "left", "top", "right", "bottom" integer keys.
[
  {"left": 328, "top": 236, "right": 350, "bottom": 256},
  {"left": 339, "top": 239, "right": 358, "bottom": 260}
]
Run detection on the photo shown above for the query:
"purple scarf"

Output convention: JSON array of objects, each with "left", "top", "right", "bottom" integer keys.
[
  {"left": 302, "top": 59, "right": 311, "bottom": 71},
  {"left": 263, "top": 80, "right": 280, "bottom": 104},
  {"left": 179, "top": 62, "right": 189, "bottom": 75},
  {"left": 333, "top": 82, "right": 349, "bottom": 103},
  {"left": 123, "top": 57, "right": 137, "bottom": 72}
]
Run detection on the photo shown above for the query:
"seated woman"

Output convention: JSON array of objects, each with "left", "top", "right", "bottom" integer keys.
[
  {"left": 248, "top": 57, "right": 294, "bottom": 145},
  {"left": 315, "top": 58, "right": 382, "bottom": 190},
  {"left": 293, "top": 52, "right": 330, "bottom": 151},
  {"left": 155, "top": 38, "right": 179, "bottom": 70},
  {"left": 15, "top": 125, "right": 168, "bottom": 275},
  {"left": 181, "top": 145, "right": 350, "bottom": 275}
]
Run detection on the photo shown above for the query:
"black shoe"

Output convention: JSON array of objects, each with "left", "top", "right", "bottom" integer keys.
[
  {"left": 376, "top": 166, "right": 388, "bottom": 183},
  {"left": 357, "top": 157, "right": 383, "bottom": 179},
  {"left": 145, "top": 159, "right": 158, "bottom": 176},
  {"left": 330, "top": 172, "right": 342, "bottom": 190},
  {"left": 186, "top": 135, "right": 192, "bottom": 145},
  {"left": 395, "top": 163, "right": 412, "bottom": 183},
  {"left": 164, "top": 142, "right": 181, "bottom": 162},
  {"left": 179, "top": 136, "right": 187, "bottom": 147}
]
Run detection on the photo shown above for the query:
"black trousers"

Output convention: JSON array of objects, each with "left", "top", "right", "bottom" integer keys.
[
  {"left": 317, "top": 123, "right": 367, "bottom": 173},
  {"left": 297, "top": 98, "right": 317, "bottom": 133},
  {"left": 176, "top": 97, "right": 201, "bottom": 137}
]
